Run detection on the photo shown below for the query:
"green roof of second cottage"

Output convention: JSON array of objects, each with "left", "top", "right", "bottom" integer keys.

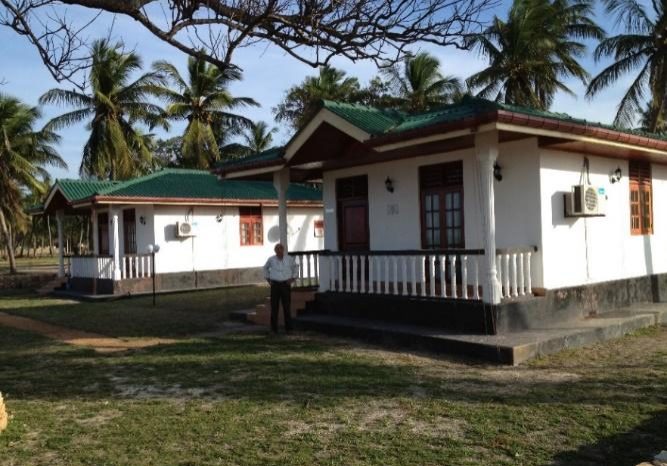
[
  {"left": 56, "top": 179, "right": 121, "bottom": 202},
  {"left": 45, "top": 169, "right": 321, "bottom": 209}
]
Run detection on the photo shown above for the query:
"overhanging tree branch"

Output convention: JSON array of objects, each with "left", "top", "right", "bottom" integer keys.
[{"left": 1, "top": 0, "right": 496, "bottom": 84}]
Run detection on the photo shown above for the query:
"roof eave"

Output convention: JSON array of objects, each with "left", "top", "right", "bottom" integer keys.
[{"left": 72, "top": 195, "right": 322, "bottom": 208}]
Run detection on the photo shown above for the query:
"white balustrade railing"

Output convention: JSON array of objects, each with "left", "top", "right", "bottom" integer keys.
[
  {"left": 121, "top": 254, "right": 152, "bottom": 279},
  {"left": 68, "top": 254, "right": 152, "bottom": 280},
  {"left": 318, "top": 249, "right": 485, "bottom": 300},
  {"left": 316, "top": 246, "right": 537, "bottom": 302},
  {"left": 289, "top": 250, "right": 321, "bottom": 288},
  {"left": 496, "top": 247, "right": 536, "bottom": 299},
  {"left": 69, "top": 255, "right": 114, "bottom": 279}
]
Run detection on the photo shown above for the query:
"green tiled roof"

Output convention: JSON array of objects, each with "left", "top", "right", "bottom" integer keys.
[
  {"left": 56, "top": 179, "right": 120, "bottom": 202},
  {"left": 214, "top": 147, "right": 285, "bottom": 169},
  {"left": 322, "top": 97, "right": 667, "bottom": 141},
  {"left": 55, "top": 169, "right": 321, "bottom": 203}
]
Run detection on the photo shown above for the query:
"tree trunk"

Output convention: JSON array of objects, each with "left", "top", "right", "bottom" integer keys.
[
  {"left": 0, "top": 210, "right": 17, "bottom": 274},
  {"left": 47, "top": 215, "right": 53, "bottom": 256}
]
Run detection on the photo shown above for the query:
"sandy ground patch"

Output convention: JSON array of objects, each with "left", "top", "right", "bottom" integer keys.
[{"left": 0, "top": 311, "right": 177, "bottom": 352}]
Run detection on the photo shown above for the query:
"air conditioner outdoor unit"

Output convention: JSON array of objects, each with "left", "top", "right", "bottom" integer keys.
[
  {"left": 564, "top": 184, "right": 606, "bottom": 217},
  {"left": 176, "top": 221, "right": 196, "bottom": 237}
]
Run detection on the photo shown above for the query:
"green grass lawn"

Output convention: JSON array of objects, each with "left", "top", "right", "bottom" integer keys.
[
  {"left": 0, "top": 286, "right": 268, "bottom": 338},
  {"left": 0, "top": 291, "right": 666, "bottom": 466}
]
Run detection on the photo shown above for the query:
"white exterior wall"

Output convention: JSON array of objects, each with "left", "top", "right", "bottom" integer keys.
[
  {"left": 321, "top": 138, "right": 544, "bottom": 285},
  {"left": 539, "top": 150, "right": 667, "bottom": 289},
  {"left": 323, "top": 147, "right": 485, "bottom": 251},
  {"left": 151, "top": 205, "right": 323, "bottom": 274}
]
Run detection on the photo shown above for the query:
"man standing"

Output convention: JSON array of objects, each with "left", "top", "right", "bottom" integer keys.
[{"left": 263, "top": 243, "right": 299, "bottom": 333}]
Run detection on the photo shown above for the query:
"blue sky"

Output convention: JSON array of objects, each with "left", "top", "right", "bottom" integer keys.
[{"left": 0, "top": 1, "right": 635, "bottom": 180}]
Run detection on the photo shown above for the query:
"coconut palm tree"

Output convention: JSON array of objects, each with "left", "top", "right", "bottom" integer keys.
[
  {"left": 220, "top": 121, "right": 278, "bottom": 159},
  {"left": 0, "top": 94, "right": 65, "bottom": 273},
  {"left": 466, "top": 0, "right": 603, "bottom": 109},
  {"left": 151, "top": 57, "right": 258, "bottom": 169},
  {"left": 40, "top": 39, "right": 165, "bottom": 180},
  {"left": 274, "top": 66, "right": 362, "bottom": 130},
  {"left": 384, "top": 52, "right": 463, "bottom": 111},
  {"left": 586, "top": 0, "right": 667, "bottom": 131}
]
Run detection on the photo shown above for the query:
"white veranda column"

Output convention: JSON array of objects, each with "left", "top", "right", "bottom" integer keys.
[
  {"left": 56, "top": 209, "right": 65, "bottom": 277},
  {"left": 110, "top": 208, "right": 121, "bottom": 280},
  {"left": 475, "top": 131, "right": 502, "bottom": 305},
  {"left": 273, "top": 167, "right": 290, "bottom": 252}
]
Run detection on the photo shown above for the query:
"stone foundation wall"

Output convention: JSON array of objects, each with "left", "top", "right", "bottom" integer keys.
[
  {"left": 68, "top": 267, "right": 265, "bottom": 296},
  {"left": 494, "top": 272, "right": 667, "bottom": 333}
]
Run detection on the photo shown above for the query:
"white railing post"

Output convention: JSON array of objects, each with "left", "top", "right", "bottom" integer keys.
[
  {"left": 511, "top": 253, "right": 518, "bottom": 297},
  {"left": 473, "top": 256, "right": 480, "bottom": 300},
  {"left": 411, "top": 256, "right": 417, "bottom": 297},
  {"left": 450, "top": 255, "right": 457, "bottom": 298},
  {"left": 518, "top": 253, "right": 525, "bottom": 296},
  {"left": 420, "top": 255, "right": 426, "bottom": 297},
  {"left": 428, "top": 255, "right": 435, "bottom": 297},
  {"left": 383, "top": 256, "right": 390, "bottom": 294},
  {"left": 440, "top": 255, "right": 447, "bottom": 298},
  {"left": 525, "top": 251, "right": 532, "bottom": 296},
  {"left": 345, "top": 255, "right": 351, "bottom": 292},
  {"left": 503, "top": 253, "right": 510, "bottom": 299},
  {"left": 401, "top": 256, "right": 408, "bottom": 296},
  {"left": 392, "top": 257, "right": 399, "bottom": 295},
  {"left": 462, "top": 255, "right": 468, "bottom": 299}
]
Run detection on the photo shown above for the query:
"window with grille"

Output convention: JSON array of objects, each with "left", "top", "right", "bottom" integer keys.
[
  {"left": 240, "top": 206, "right": 263, "bottom": 245},
  {"left": 629, "top": 161, "right": 653, "bottom": 235}
]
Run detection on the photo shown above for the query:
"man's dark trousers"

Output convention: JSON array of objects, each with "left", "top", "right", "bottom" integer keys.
[{"left": 270, "top": 280, "right": 292, "bottom": 332}]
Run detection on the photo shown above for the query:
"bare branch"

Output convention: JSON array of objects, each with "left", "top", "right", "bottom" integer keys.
[{"left": 0, "top": 0, "right": 497, "bottom": 82}]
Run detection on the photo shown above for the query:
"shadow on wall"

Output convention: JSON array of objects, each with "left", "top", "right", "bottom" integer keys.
[
  {"left": 267, "top": 216, "right": 317, "bottom": 250},
  {"left": 267, "top": 225, "right": 280, "bottom": 244},
  {"left": 551, "top": 191, "right": 577, "bottom": 227}
]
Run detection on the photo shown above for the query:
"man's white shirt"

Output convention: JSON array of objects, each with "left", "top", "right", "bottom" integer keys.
[{"left": 263, "top": 255, "right": 299, "bottom": 282}]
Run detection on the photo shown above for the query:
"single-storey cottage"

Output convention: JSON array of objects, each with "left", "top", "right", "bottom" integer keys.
[
  {"left": 217, "top": 97, "right": 667, "bottom": 335},
  {"left": 37, "top": 168, "right": 323, "bottom": 295}
]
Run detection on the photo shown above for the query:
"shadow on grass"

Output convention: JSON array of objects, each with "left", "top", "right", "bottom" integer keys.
[
  {"left": 549, "top": 408, "right": 667, "bottom": 466},
  {"left": 1, "top": 324, "right": 666, "bottom": 410},
  {"left": 0, "top": 286, "right": 269, "bottom": 338}
]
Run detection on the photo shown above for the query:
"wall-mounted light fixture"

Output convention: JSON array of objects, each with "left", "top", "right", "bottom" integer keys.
[
  {"left": 216, "top": 214, "right": 223, "bottom": 223},
  {"left": 385, "top": 176, "right": 395, "bottom": 193},
  {"left": 139, "top": 216, "right": 146, "bottom": 225},
  {"left": 493, "top": 162, "right": 503, "bottom": 182},
  {"left": 610, "top": 166, "right": 622, "bottom": 184}
]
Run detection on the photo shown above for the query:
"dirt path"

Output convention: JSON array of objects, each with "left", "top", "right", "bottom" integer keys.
[{"left": 0, "top": 312, "right": 177, "bottom": 352}]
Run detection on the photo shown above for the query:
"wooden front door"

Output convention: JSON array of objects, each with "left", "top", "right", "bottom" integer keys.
[{"left": 336, "top": 175, "right": 369, "bottom": 252}]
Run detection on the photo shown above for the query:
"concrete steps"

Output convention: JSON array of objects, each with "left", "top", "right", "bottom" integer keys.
[
  {"left": 36, "top": 276, "right": 67, "bottom": 296},
  {"left": 233, "top": 289, "right": 317, "bottom": 327},
  {"left": 295, "top": 303, "right": 667, "bottom": 365}
]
